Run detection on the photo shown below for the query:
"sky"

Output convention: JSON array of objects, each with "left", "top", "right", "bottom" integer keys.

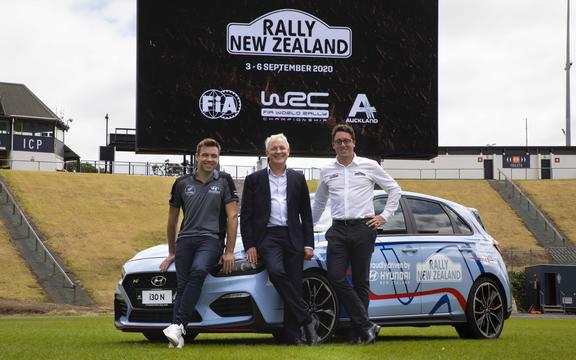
[{"left": 0, "top": 0, "right": 573, "bottom": 167}]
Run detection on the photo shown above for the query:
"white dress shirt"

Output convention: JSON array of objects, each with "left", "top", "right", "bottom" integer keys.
[
  {"left": 312, "top": 155, "right": 401, "bottom": 224},
  {"left": 267, "top": 166, "right": 288, "bottom": 227}
]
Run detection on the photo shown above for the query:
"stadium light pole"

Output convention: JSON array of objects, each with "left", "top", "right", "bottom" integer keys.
[
  {"left": 105, "top": 113, "right": 109, "bottom": 146},
  {"left": 566, "top": 0, "right": 572, "bottom": 146},
  {"left": 105, "top": 113, "right": 109, "bottom": 173}
]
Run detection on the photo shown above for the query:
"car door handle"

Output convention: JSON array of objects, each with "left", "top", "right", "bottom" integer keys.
[
  {"left": 459, "top": 247, "right": 473, "bottom": 253},
  {"left": 401, "top": 248, "right": 418, "bottom": 253}
]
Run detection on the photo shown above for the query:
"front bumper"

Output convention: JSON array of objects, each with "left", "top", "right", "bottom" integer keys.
[{"left": 114, "top": 269, "right": 284, "bottom": 333}]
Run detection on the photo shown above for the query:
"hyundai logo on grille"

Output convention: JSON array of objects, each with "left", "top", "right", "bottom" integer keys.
[{"left": 151, "top": 275, "right": 167, "bottom": 287}]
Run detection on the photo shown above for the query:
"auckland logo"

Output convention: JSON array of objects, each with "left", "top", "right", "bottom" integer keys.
[
  {"left": 346, "top": 94, "right": 379, "bottom": 124},
  {"left": 227, "top": 9, "right": 352, "bottom": 58},
  {"left": 199, "top": 89, "right": 241, "bottom": 120}
]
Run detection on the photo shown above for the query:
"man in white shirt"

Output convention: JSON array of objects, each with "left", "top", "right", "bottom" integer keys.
[{"left": 312, "top": 124, "right": 401, "bottom": 344}]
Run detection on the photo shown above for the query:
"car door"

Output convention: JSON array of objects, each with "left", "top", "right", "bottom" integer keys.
[
  {"left": 368, "top": 195, "right": 422, "bottom": 317},
  {"left": 405, "top": 197, "right": 475, "bottom": 317}
]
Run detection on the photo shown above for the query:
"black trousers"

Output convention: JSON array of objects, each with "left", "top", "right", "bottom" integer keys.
[
  {"left": 259, "top": 226, "right": 311, "bottom": 342},
  {"left": 326, "top": 222, "right": 376, "bottom": 332}
]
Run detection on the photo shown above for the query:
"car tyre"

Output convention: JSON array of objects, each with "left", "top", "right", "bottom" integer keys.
[
  {"left": 302, "top": 272, "right": 339, "bottom": 343},
  {"left": 142, "top": 330, "right": 198, "bottom": 343},
  {"left": 457, "top": 277, "right": 505, "bottom": 339}
]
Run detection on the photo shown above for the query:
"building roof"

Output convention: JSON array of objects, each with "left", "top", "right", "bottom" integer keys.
[{"left": 0, "top": 82, "right": 60, "bottom": 121}]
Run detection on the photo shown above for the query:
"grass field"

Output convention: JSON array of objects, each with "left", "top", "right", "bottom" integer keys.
[
  {"left": 0, "top": 224, "right": 46, "bottom": 302},
  {"left": 0, "top": 316, "right": 573, "bottom": 360},
  {"left": 516, "top": 180, "right": 576, "bottom": 246}
]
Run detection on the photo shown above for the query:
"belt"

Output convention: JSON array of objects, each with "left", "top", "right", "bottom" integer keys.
[{"left": 332, "top": 218, "right": 367, "bottom": 226}]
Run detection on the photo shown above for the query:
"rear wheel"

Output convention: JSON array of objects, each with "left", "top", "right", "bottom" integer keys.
[
  {"left": 456, "top": 277, "right": 505, "bottom": 339},
  {"left": 302, "top": 272, "right": 339, "bottom": 343}
]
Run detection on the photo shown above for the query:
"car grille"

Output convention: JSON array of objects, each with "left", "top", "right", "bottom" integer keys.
[
  {"left": 121, "top": 272, "right": 202, "bottom": 323},
  {"left": 210, "top": 294, "right": 253, "bottom": 317},
  {"left": 122, "top": 272, "right": 178, "bottom": 308}
]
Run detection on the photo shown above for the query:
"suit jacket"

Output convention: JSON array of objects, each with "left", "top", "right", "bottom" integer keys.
[{"left": 240, "top": 168, "right": 314, "bottom": 251}]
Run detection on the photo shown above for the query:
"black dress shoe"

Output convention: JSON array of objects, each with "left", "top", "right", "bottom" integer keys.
[
  {"left": 361, "top": 323, "right": 381, "bottom": 344},
  {"left": 303, "top": 318, "right": 320, "bottom": 345},
  {"left": 292, "top": 338, "right": 307, "bottom": 346},
  {"left": 347, "top": 328, "right": 362, "bottom": 345}
]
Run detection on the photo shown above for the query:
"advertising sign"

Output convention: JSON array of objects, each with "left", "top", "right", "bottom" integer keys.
[
  {"left": 503, "top": 154, "right": 530, "bottom": 169},
  {"left": 0, "top": 134, "right": 10, "bottom": 150},
  {"left": 136, "top": 0, "right": 438, "bottom": 158},
  {"left": 13, "top": 135, "right": 54, "bottom": 153}
]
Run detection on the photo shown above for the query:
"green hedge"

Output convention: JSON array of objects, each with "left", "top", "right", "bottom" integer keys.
[{"left": 508, "top": 270, "right": 527, "bottom": 311}]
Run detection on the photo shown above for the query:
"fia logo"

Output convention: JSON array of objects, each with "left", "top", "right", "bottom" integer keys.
[
  {"left": 347, "top": 94, "right": 379, "bottom": 124},
  {"left": 199, "top": 89, "right": 241, "bottom": 119}
]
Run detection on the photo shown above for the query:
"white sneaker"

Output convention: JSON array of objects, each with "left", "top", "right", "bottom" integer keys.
[{"left": 163, "top": 324, "right": 186, "bottom": 349}]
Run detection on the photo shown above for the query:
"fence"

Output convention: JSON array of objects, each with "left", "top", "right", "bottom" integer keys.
[
  {"left": 5, "top": 158, "right": 323, "bottom": 180},
  {"left": 5, "top": 158, "right": 576, "bottom": 180},
  {"left": 502, "top": 248, "right": 551, "bottom": 271},
  {"left": 497, "top": 167, "right": 576, "bottom": 180},
  {"left": 386, "top": 168, "right": 485, "bottom": 179}
]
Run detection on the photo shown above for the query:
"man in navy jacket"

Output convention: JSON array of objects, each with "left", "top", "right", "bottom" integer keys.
[{"left": 241, "top": 133, "right": 319, "bottom": 345}]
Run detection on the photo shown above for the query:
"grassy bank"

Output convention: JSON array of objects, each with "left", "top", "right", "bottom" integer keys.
[
  {"left": 517, "top": 180, "right": 576, "bottom": 246},
  {"left": 0, "top": 225, "right": 46, "bottom": 301},
  {"left": 1, "top": 171, "right": 176, "bottom": 305}
]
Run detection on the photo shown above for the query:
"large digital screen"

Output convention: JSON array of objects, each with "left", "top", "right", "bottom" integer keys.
[{"left": 137, "top": 0, "right": 438, "bottom": 158}]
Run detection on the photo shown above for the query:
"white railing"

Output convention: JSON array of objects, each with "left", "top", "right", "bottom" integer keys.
[{"left": 497, "top": 168, "right": 567, "bottom": 246}]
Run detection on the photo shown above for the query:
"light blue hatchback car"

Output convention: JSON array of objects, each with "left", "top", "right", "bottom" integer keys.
[{"left": 114, "top": 190, "right": 512, "bottom": 342}]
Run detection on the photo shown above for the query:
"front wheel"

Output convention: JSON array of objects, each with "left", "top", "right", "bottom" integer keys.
[
  {"left": 456, "top": 277, "right": 505, "bottom": 339},
  {"left": 302, "top": 272, "right": 339, "bottom": 343}
]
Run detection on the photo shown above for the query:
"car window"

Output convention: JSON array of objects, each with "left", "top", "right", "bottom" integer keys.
[
  {"left": 407, "top": 198, "right": 454, "bottom": 234},
  {"left": 373, "top": 196, "right": 407, "bottom": 234},
  {"left": 444, "top": 206, "right": 473, "bottom": 234}
]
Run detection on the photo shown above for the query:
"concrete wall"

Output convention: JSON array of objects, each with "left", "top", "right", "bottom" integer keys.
[
  {"left": 383, "top": 154, "right": 576, "bottom": 180},
  {"left": 384, "top": 155, "right": 485, "bottom": 179},
  {"left": 9, "top": 150, "right": 64, "bottom": 171},
  {"left": 549, "top": 154, "right": 576, "bottom": 179}
]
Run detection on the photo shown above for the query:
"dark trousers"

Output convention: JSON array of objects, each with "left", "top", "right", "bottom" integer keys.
[
  {"left": 259, "top": 226, "right": 311, "bottom": 342},
  {"left": 173, "top": 236, "right": 222, "bottom": 325},
  {"left": 326, "top": 222, "right": 376, "bottom": 332}
]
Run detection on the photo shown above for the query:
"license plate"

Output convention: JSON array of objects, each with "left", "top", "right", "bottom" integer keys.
[{"left": 142, "top": 290, "right": 172, "bottom": 305}]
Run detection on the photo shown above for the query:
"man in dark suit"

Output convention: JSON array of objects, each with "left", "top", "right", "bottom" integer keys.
[{"left": 240, "top": 133, "right": 319, "bottom": 345}]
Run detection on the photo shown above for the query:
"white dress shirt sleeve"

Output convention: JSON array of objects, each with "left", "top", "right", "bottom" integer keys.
[
  {"left": 312, "top": 172, "right": 329, "bottom": 225},
  {"left": 371, "top": 162, "right": 401, "bottom": 222}
]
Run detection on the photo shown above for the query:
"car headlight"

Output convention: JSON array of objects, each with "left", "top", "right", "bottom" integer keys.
[{"left": 213, "top": 258, "right": 265, "bottom": 277}]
